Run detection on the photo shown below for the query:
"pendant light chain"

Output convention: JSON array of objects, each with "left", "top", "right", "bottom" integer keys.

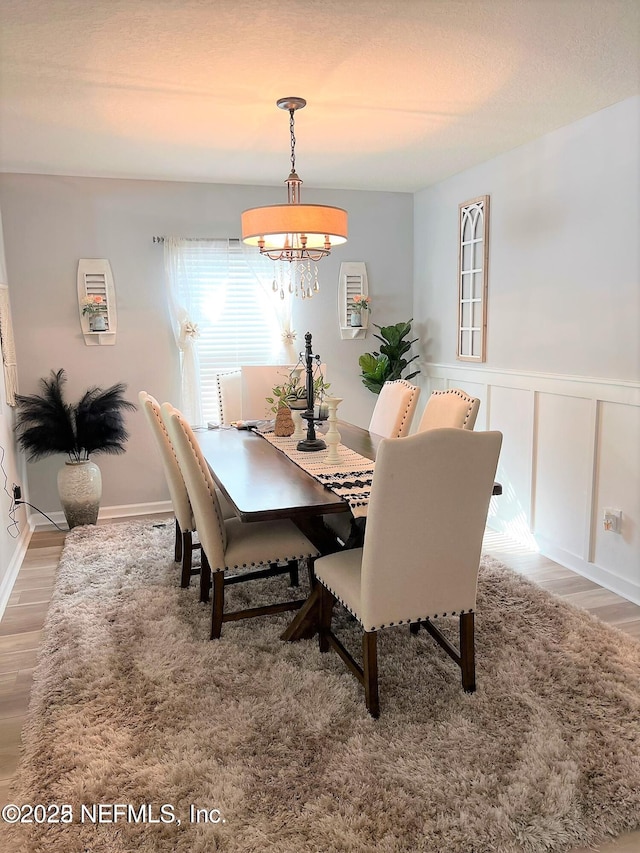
[{"left": 289, "top": 108, "right": 297, "bottom": 175}]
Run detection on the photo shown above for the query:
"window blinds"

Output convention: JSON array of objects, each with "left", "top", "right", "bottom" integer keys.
[{"left": 177, "top": 242, "right": 281, "bottom": 423}]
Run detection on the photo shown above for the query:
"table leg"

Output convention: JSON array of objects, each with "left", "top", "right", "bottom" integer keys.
[
  {"left": 280, "top": 587, "right": 321, "bottom": 641},
  {"left": 282, "top": 514, "right": 344, "bottom": 642}
]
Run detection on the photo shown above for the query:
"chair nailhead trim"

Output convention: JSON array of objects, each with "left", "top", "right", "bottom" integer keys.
[
  {"left": 319, "top": 578, "right": 475, "bottom": 628},
  {"left": 225, "top": 551, "right": 316, "bottom": 571},
  {"left": 431, "top": 388, "right": 476, "bottom": 426},
  {"left": 385, "top": 379, "right": 419, "bottom": 437},
  {"left": 182, "top": 425, "right": 227, "bottom": 541}
]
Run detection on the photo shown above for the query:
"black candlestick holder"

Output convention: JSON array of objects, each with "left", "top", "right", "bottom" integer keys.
[{"left": 297, "top": 332, "right": 327, "bottom": 452}]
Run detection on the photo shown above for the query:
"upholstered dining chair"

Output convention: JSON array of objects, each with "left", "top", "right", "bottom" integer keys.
[
  {"left": 324, "top": 378, "right": 420, "bottom": 546},
  {"left": 214, "top": 370, "right": 242, "bottom": 425},
  {"left": 368, "top": 379, "right": 420, "bottom": 439},
  {"left": 314, "top": 427, "right": 502, "bottom": 717},
  {"left": 416, "top": 388, "right": 480, "bottom": 432},
  {"left": 162, "top": 402, "right": 320, "bottom": 639},
  {"left": 138, "top": 391, "right": 235, "bottom": 588}
]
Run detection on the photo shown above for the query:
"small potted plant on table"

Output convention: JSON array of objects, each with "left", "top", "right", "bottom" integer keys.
[{"left": 266, "top": 369, "right": 331, "bottom": 436}]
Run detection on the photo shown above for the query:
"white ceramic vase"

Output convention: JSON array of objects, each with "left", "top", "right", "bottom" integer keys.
[
  {"left": 57, "top": 459, "right": 102, "bottom": 528},
  {"left": 350, "top": 311, "right": 362, "bottom": 327},
  {"left": 90, "top": 314, "right": 107, "bottom": 332}
]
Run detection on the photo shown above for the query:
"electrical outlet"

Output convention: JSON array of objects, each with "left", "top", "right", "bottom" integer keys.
[
  {"left": 603, "top": 508, "right": 622, "bottom": 533},
  {"left": 12, "top": 484, "right": 22, "bottom": 502}
]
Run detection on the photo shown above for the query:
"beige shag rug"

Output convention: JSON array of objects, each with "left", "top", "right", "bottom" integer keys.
[{"left": 6, "top": 520, "right": 640, "bottom": 853}]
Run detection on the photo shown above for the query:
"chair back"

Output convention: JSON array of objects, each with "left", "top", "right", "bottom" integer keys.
[
  {"left": 360, "top": 428, "right": 502, "bottom": 631},
  {"left": 368, "top": 379, "right": 420, "bottom": 438},
  {"left": 161, "top": 403, "right": 228, "bottom": 570},
  {"left": 215, "top": 370, "right": 242, "bottom": 425},
  {"left": 417, "top": 388, "right": 480, "bottom": 432},
  {"left": 139, "top": 391, "right": 194, "bottom": 533}
]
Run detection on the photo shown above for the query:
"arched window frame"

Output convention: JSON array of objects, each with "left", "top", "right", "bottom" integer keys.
[{"left": 457, "top": 195, "right": 489, "bottom": 362}]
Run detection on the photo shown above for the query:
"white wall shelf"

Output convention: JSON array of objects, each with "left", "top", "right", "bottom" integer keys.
[
  {"left": 338, "top": 261, "right": 369, "bottom": 340},
  {"left": 77, "top": 259, "right": 117, "bottom": 346}
]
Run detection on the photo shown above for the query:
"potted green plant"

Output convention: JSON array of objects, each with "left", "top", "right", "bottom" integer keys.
[
  {"left": 358, "top": 319, "right": 420, "bottom": 394},
  {"left": 14, "top": 369, "right": 136, "bottom": 528},
  {"left": 266, "top": 369, "right": 331, "bottom": 415}
]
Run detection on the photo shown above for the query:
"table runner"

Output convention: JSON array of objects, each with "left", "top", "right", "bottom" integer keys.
[{"left": 258, "top": 430, "right": 375, "bottom": 518}]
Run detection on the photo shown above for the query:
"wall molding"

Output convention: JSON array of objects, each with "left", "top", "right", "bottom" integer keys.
[
  {"left": 30, "top": 500, "right": 174, "bottom": 530},
  {"left": 0, "top": 521, "right": 32, "bottom": 622},
  {"left": 427, "top": 361, "right": 640, "bottom": 605},
  {"left": 534, "top": 534, "right": 640, "bottom": 606},
  {"left": 425, "top": 362, "right": 640, "bottom": 406}
]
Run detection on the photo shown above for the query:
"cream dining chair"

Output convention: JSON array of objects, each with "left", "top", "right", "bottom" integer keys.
[
  {"left": 162, "top": 402, "right": 320, "bottom": 639},
  {"left": 416, "top": 388, "right": 480, "bottom": 432},
  {"left": 314, "top": 427, "right": 502, "bottom": 717},
  {"left": 325, "top": 378, "right": 420, "bottom": 546},
  {"left": 138, "top": 391, "right": 235, "bottom": 588},
  {"left": 214, "top": 370, "right": 242, "bottom": 425},
  {"left": 368, "top": 379, "right": 420, "bottom": 438}
]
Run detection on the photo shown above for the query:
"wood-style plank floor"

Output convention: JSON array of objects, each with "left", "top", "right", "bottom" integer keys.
[{"left": 1, "top": 519, "right": 638, "bottom": 852}]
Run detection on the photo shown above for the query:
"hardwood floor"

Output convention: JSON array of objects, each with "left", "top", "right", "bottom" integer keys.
[{"left": 0, "top": 520, "right": 638, "bottom": 851}]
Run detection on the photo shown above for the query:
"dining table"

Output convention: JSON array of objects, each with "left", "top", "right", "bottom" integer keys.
[{"left": 196, "top": 420, "right": 502, "bottom": 641}]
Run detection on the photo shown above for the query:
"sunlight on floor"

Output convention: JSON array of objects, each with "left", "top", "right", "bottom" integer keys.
[{"left": 483, "top": 527, "right": 540, "bottom": 556}]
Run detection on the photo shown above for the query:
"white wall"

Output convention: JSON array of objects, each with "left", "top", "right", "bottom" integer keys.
[
  {"left": 413, "top": 97, "right": 640, "bottom": 603},
  {"left": 0, "top": 373, "right": 28, "bottom": 613},
  {"left": 0, "top": 209, "right": 29, "bottom": 610},
  {"left": 0, "top": 175, "right": 413, "bottom": 520}
]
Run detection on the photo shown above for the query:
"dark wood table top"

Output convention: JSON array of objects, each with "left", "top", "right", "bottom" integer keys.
[
  {"left": 196, "top": 420, "right": 501, "bottom": 524},
  {"left": 196, "top": 421, "right": 374, "bottom": 523}
]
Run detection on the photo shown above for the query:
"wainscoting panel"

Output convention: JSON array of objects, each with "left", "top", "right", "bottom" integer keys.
[
  {"left": 486, "top": 385, "right": 535, "bottom": 545},
  {"left": 423, "top": 363, "right": 640, "bottom": 603},
  {"left": 534, "top": 392, "right": 595, "bottom": 559},
  {"left": 592, "top": 401, "right": 640, "bottom": 589}
]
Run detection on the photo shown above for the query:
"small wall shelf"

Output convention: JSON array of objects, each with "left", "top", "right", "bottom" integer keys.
[
  {"left": 77, "top": 259, "right": 117, "bottom": 346},
  {"left": 338, "top": 261, "right": 369, "bottom": 340}
]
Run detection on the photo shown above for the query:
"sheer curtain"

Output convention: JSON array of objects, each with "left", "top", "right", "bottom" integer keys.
[
  {"left": 241, "top": 245, "right": 296, "bottom": 364},
  {"left": 164, "top": 238, "right": 223, "bottom": 425},
  {"left": 164, "top": 238, "right": 295, "bottom": 425}
]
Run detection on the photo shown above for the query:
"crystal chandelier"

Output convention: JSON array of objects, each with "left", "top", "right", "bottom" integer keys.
[{"left": 241, "top": 97, "right": 348, "bottom": 299}]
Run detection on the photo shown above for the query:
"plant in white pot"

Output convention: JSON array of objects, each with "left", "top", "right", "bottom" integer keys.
[
  {"left": 266, "top": 370, "right": 331, "bottom": 415},
  {"left": 81, "top": 294, "right": 108, "bottom": 331},
  {"left": 14, "top": 369, "right": 136, "bottom": 528}
]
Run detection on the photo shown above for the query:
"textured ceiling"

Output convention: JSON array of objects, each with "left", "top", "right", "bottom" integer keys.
[{"left": 0, "top": 0, "right": 638, "bottom": 192}]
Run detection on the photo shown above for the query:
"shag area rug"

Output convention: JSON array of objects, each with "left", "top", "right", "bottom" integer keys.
[{"left": 6, "top": 521, "right": 640, "bottom": 853}]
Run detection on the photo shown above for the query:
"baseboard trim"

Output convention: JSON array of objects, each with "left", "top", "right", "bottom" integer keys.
[
  {"left": 535, "top": 535, "right": 640, "bottom": 606},
  {"left": 30, "top": 500, "right": 174, "bottom": 530},
  {"left": 100, "top": 500, "right": 174, "bottom": 521},
  {"left": 0, "top": 521, "right": 33, "bottom": 622}
]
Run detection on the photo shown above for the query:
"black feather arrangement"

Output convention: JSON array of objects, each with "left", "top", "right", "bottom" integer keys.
[{"left": 15, "top": 369, "right": 137, "bottom": 462}]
